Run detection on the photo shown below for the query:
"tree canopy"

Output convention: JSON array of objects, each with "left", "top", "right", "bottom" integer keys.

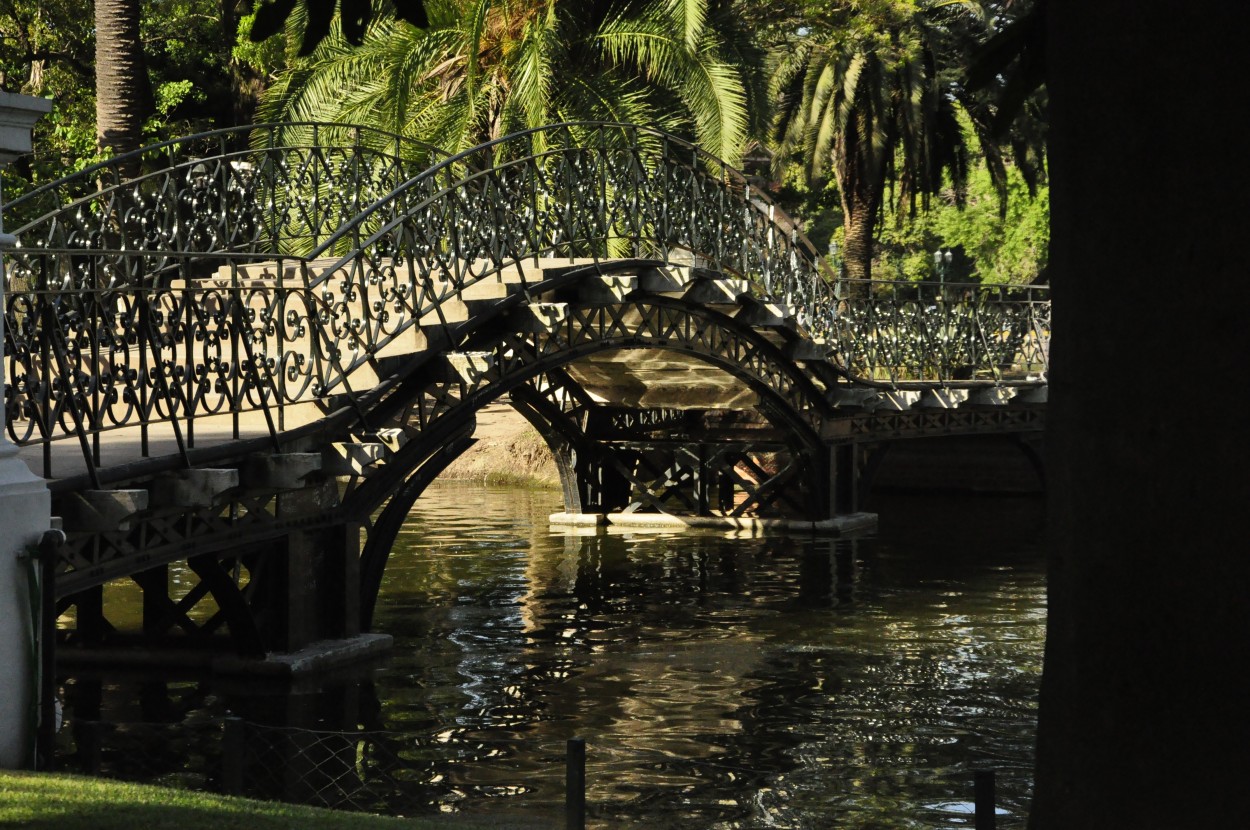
[
  {"left": 257, "top": 0, "right": 766, "bottom": 163},
  {"left": 0, "top": 0, "right": 1045, "bottom": 280}
]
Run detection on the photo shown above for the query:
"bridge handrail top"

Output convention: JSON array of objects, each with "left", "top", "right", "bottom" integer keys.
[
  {"left": 836, "top": 277, "right": 1050, "bottom": 295},
  {"left": 2, "top": 120, "right": 448, "bottom": 226}
]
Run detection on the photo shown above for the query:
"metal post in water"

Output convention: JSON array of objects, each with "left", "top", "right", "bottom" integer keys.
[
  {"left": 566, "top": 737, "right": 586, "bottom": 830},
  {"left": 974, "top": 768, "right": 997, "bottom": 830}
]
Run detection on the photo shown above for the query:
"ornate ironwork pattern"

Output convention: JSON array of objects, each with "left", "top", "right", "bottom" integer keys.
[
  {"left": 4, "top": 122, "right": 445, "bottom": 271},
  {"left": 830, "top": 279, "right": 1050, "bottom": 386},
  {"left": 5, "top": 120, "right": 1051, "bottom": 485}
]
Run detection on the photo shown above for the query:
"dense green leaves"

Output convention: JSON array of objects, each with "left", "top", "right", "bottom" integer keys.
[
  {"left": 2, "top": 0, "right": 1044, "bottom": 285},
  {"left": 764, "top": 0, "right": 1045, "bottom": 282},
  {"left": 259, "top": 0, "right": 765, "bottom": 162}
]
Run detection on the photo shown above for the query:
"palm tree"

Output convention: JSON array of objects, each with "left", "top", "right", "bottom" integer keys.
[
  {"left": 770, "top": 1, "right": 984, "bottom": 281},
  {"left": 94, "top": 0, "right": 154, "bottom": 161},
  {"left": 259, "top": 0, "right": 765, "bottom": 163}
]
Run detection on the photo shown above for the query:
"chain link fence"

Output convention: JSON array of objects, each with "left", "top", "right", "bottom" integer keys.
[
  {"left": 59, "top": 716, "right": 558, "bottom": 817},
  {"left": 57, "top": 716, "right": 1011, "bottom": 827}
]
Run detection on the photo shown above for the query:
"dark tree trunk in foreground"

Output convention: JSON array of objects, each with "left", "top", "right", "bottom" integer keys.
[
  {"left": 95, "top": 0, "right": 153, "bottom": 159},
  {"left": 1032, "top": 4, "right": 1250, "bottom": 827}
]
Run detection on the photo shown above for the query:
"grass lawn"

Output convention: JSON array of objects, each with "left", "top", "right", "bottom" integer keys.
[{"left": 0, "top": 772, "right": 550, "bottom": 829}]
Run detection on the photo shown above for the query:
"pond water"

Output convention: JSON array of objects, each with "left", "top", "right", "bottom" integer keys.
[
  {"left": 365, "top": 483, "right": 1046, "bottom": 828},
  {"left": 59, "top": 483, "right": 1046, "bottom": 829}
]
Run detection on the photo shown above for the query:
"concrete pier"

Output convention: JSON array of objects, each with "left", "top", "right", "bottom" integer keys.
[{"left": 0, "top": 90, "right": 52, "bottom": 769}]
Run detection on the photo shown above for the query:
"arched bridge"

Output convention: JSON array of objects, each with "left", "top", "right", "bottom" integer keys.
[{"left": 2, "top": 122, "right": 1049, "bottom": 660}]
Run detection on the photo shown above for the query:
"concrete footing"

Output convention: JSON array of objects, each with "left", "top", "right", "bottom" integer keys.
[
  {"left": 549, "top": 512, "right": 607, "bottom": 526},
  {"left": 551, "top": 510, "right": 878, "bottom": 535}
]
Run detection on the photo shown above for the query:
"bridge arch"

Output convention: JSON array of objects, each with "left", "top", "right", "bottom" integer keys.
[{"left": 339, "top": 279, "right": 838, "bottom": 626}]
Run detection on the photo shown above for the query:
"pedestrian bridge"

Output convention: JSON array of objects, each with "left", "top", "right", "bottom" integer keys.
[{"left": 2, "top": 122, "right": 1048, "bottom": 659}]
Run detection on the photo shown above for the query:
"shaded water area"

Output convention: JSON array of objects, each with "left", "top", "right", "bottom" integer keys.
[{"left": 58, "top": 484, "right": 1046, "bottom": 828}]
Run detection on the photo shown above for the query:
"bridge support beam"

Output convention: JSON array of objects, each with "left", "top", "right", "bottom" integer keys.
[
  {"left": 833, "top": 443, "right": 860, "bottom": 515},
  {"left": 261, "top": 481, "right": 361, "bottom": 653}
]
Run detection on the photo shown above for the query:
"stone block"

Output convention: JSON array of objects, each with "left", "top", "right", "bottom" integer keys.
[
  {"left": 148, "top": 468, "right": 239, "bottom": 509},
  {"left": 785, "top": 338, "right": 832, "bottom": 361},
  {"left": 549, "top": 512, "right": 607, "bottom": 526},
  {"left": 444, "top": 351, "right": 496, "bottom": 384},
  {"left": 322, "top": 442, "right": 387, "bottom": 476},
  {"left": 914, "top": 389, "right": 968, "bottom": 409},
  {"left": 520, "top": 302, "right": 569, "bottom": 333},
  {"left": 683, "top": 277, "right": 751, "bottom": 305},
  {"left": 638, "top": 266, "right": 693, "bottom": 294},
  {"left": 245, "top": 453, "right": 323, "bottom": 490},
  {"left": 827, "top": 386, "right": 882, "bottom": 408},
  {"left": 578, "top": 275, "right": 638, "bottom": 302},
  {"left": 964, "top": 386, "right": 1013, "bottom": 407},
  {"left": 370, "top": 428, "right": 410, "bottom": 454},
  {"left": 61, "top": 489, "right": 149, "bottom": 532},
  {"left": 458, "top": 279, "right": 510, "bottom": 301},
  {"left": 1011, "top": 384, "right": 1048, "bottom": 405},
  {"left": 418, "top": 296, "right": 469, "bottom": 327},
  {"left": 735, "top": 299, "right": 795, "bottom": 328},
  {"left": 868, "top": 390, "right": 920, "bottom": 411}
]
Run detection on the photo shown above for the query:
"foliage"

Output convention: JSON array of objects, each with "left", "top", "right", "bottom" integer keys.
[
  {"left": 767, "top": 162, "right": 843, "bottom": 255},
  {"left": 259, "top": 0, "right": 766, "bottom": 162},
  {"left": 875, "top": 161, "right": 1048, "bottom": 284},
  {"left": 1, "top": 0, "right": 1046, "bottom": 289},
  {"left": 766, "top": 0, "right": 1046, "bottom": 281},
  {"left": 1, "top": 0, "right": 277, "bottom": 203},
  {"left": 250, "top": 0, "right": 430, "bottom": 53},
  {"left": 767, "top": 0, "right": 988, "bottom": 279},
  {"left": 0, "top": 0, "right": 96, "bottom": 194}
]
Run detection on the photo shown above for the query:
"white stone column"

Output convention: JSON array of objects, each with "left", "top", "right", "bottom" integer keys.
[{"left": 0, "top": 91, "right": 52, "bottom": 769}]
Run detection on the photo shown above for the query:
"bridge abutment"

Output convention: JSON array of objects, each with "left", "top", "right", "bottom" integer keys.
[
  {"left": 0, "top": 90, "right": 53, "bottom": 769},
  {"left": 0, "top": 449, "right": 51, "bottom": 768}
]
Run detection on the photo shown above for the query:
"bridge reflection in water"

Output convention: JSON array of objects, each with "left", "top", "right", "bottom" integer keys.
[{"left": 57, "top": 482, "right": 1045, "bottom": 828}]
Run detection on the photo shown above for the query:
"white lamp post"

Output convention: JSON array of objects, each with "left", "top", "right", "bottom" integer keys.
[
  {"left": 933, "top": 248, "right": 953, "bottom": 285},
  {"left": 0, "top": 90, "right": 53, "bottom": 770}
]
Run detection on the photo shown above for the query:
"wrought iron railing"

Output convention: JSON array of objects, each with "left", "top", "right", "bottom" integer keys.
[
  {"left": 831, "top": 280, "right": 1050, "bottom": 386},
  {"left": 3, "top": 120, "right": 1050, "bottom": 483},
  {"left": 3, "top": 121, "right": 446, "bottom": 278},
  {"left": 300, "top": 121, "right": 839, "bottom": 338}
]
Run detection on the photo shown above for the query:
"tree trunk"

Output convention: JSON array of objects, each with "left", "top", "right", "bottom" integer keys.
[
  {"left": 1031, "top": 4, "right": 1250, "bottom": 828},
  {"left": 94, "top": 0, "right": 153, "bottom": 160},
  {"left": 839, "top": 187, "right": 877, "bottom": 282}
]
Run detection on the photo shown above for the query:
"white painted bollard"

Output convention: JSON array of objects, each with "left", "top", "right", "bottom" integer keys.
[{"left": 0, "top": 90, "right": 53, "bottom": 769}]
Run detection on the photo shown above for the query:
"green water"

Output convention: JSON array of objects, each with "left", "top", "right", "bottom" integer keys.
[{"left": 364, "top": 483, "right": 1046, "bottom": 828}]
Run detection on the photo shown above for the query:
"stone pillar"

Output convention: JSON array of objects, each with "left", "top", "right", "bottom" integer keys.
[{"left": 0, "top": 91, "right": 53, "bottom": 768}]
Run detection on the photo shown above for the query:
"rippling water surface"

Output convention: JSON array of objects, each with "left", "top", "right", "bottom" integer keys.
[{"left": 368, "top": 484, "right": 1047, "bottom": 828}]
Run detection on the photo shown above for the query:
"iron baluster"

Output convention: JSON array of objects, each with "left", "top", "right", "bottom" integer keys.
[
  {"left": 139, "top": 290, "right": 191, "bottom": 469},
  {"left": 38, "top": 283, "right": 53, "bottom": 477},
  {"left": 41, "top": 301, "right": 100, "bottom": 488},
  {"left": 230, "top": 287, "right": 280, "bottom": 452}
]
